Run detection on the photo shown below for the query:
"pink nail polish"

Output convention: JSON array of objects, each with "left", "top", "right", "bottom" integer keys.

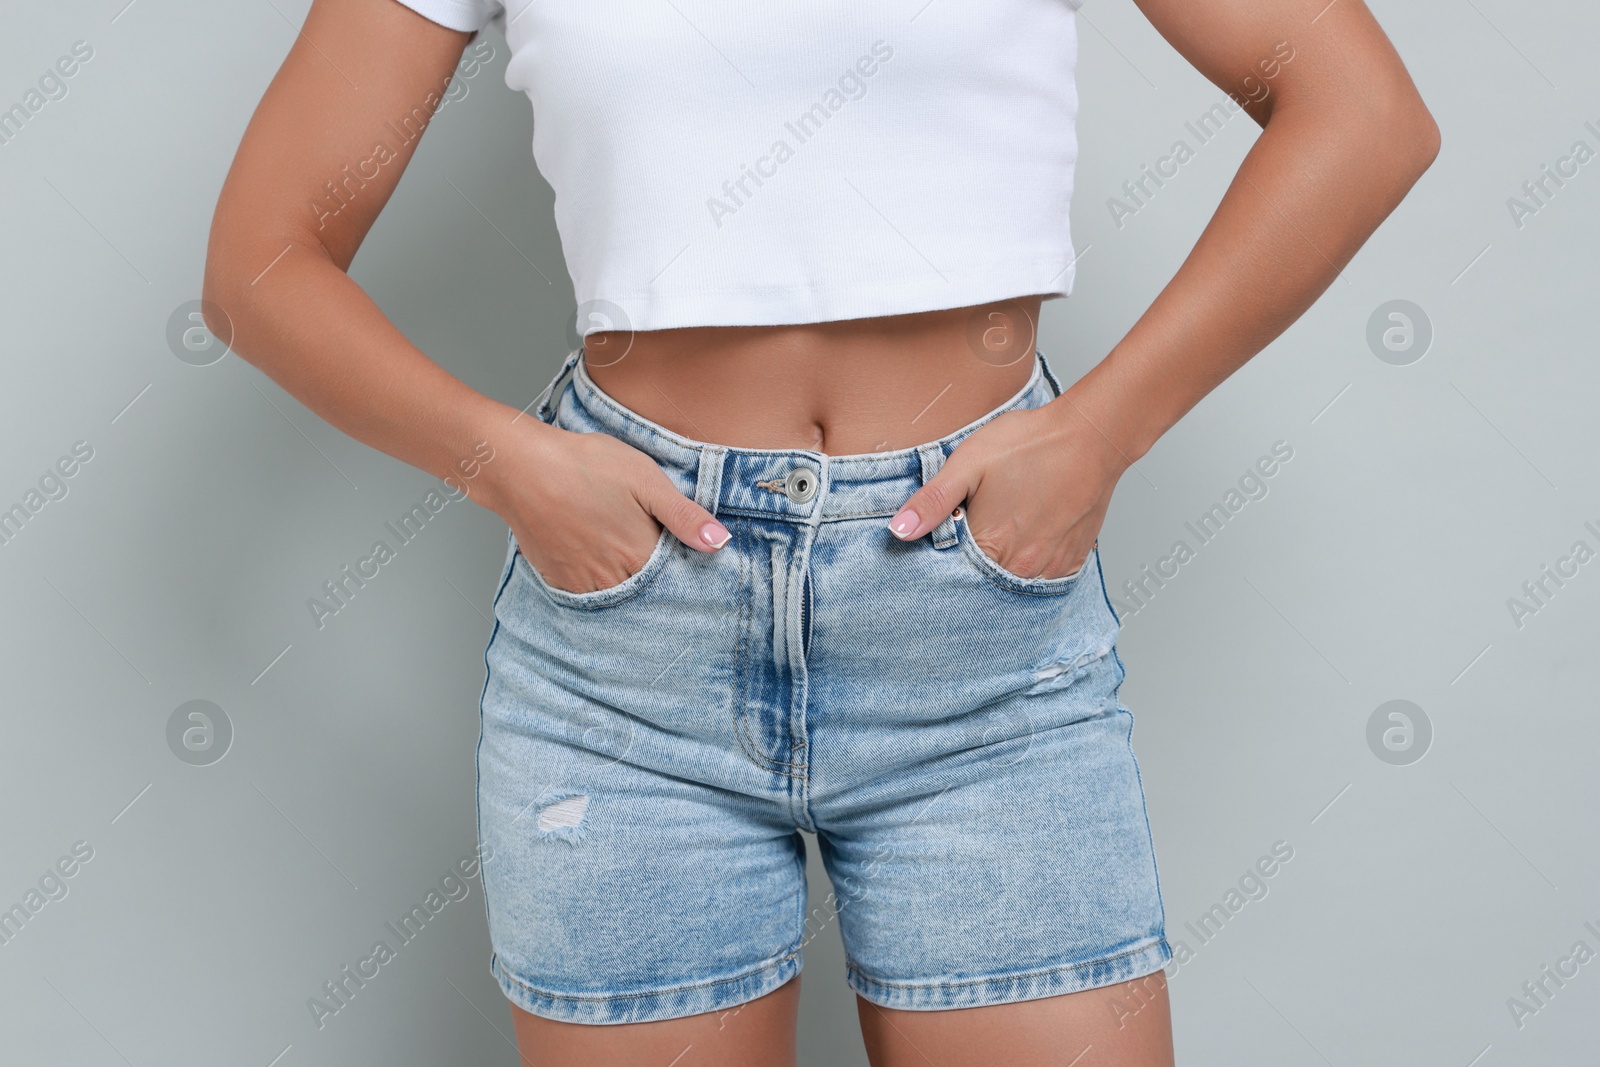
[
  {"left": 888, "top": 508, "right": 918, "bottom": 538},
  {"left": 700, "top": 522, "right": 731, "bottom": 549}
]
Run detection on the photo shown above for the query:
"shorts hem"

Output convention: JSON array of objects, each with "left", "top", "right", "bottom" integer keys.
[
  {"left": 490, "top": 949, "right": 803, "bottom": 1025},
  {"left": 846, "top": 938, "right": 1172, "bottom": 1012}
]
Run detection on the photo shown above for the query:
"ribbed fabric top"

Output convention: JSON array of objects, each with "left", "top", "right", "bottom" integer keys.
[{"left": 392, "top": 0, "right": 1085, "bottom": 333}]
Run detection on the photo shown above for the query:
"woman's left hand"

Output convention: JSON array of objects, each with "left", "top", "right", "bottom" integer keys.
[{"left": 887, "top": 393, "right": 1133, "bottom": 580}]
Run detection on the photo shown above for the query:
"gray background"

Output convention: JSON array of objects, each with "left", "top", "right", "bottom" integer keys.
[{"left": 2, "top": 1, "right": 1596, "bottom": 1064}]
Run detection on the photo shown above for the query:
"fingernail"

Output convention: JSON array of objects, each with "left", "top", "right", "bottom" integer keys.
[
  {"left": 888, "top": 508, "right": 918, "bottom": 538},
  {"left": 700, "top": 522, "right": 731, "bottom": 549}
]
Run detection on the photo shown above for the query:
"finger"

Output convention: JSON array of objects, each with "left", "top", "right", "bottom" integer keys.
[
  {"left": 887, "top": 457, "right": 980, "bottom": 541},
  {"left": 636, "top": 468, "right": 732, "bottom": 553}
]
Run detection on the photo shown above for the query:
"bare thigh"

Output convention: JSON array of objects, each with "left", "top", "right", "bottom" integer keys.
[
  {"left": 856, "top": 972, "right": 1173, "bottom": 1067},
  {"left": 509, "top": 976, "right": 801, "bottom": 1067}
]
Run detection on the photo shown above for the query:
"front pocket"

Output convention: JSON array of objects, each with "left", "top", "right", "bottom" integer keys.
[
  {"left": 513, "top": 526, "right": 675, "bottom": 610},
  {"left": 955, "top": 513, "right": 1087, "bottom": 597}
]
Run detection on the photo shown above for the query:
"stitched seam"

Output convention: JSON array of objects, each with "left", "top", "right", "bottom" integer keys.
[
  {"left": 732, "top": 524, "right": 756, "bottom": 768},
  {"left": 959, "top": 532, "right": 1083, "bottom": 598},
  {"left": 521, "top": 529, "right": 672, "bottom": 611},
  {"left": 715, "top": 505, "right": 809, "bottom": 522},
  {"left": 761, "top": 537, "right": 806, "bottom": 771},
  {"left": 845, "top": 939, "right": 1166, "bottom": 992},
  {"left": 730, "top": 520, "right": 803, "bottom": 776},
  {"left": 785, "top": 539, "right": 814, "bottom": 786},
  {"left": 822, "top": 509, "right": 900, "bottom": 521},
  {"left": 475, "top": 536, "right": 520, "bottom": 951},
  {"left": 710, "top": 506, "right": 915, "bottom": 524},
  {"left": 495, "top": 948, "right": 802, "bottom": 1004},
  {"left": 596, "top": 258, "right": 1074, "bottom": 300},
  {"left": 1125, "top": 706, "right": 1169, "bottom": 946}
]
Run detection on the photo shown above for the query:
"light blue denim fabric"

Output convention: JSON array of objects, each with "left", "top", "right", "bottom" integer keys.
[{"left": 477, "top": 348, "right": 1170, "bottom": 1024}]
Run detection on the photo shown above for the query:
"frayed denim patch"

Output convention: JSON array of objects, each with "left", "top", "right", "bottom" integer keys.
[
  {"left": 535, "top": 794, "right": 591, "bottom": 845},
  {"left": 1027, "top": 640, "right": 1115, "bottom": 696}
]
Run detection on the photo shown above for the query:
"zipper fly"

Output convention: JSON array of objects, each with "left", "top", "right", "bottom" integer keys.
[{"left": 800, "top": 572, "right": 812, "bottom": 658}]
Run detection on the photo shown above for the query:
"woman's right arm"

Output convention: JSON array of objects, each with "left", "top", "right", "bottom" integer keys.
[{"left": 203, "top": 0, "right": 730, "bottom": 594}]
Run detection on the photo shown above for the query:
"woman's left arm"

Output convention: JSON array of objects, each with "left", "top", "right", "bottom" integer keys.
[{"left": 890, "top": 0, "right": 1439, "bottom": 580}]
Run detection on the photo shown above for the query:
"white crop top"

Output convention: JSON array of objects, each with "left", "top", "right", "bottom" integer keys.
[{"left": 393, "top": 0, "right": 1085, "bottom": 333}]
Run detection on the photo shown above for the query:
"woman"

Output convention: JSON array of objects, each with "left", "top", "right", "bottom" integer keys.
[{"left": 204, "top": 0, "right": 1437, "bottom": 1063}]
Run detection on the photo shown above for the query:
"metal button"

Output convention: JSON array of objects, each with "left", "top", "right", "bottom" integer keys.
[{"left": 784, "top": 467, "right": 817, "bottom": 504}]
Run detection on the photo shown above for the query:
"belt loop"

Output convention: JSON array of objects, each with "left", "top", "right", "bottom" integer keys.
[
  {"left": 1035, "top": 348, "right": 1065, "bottom": 399},
  {"left": 809, "top": 454, "right": 831, "bottom": 529},
  {"left": 530, "top": 347, "right": 585, "bottom": 426},
  {"left": 694, "top": 446, "right": 726, "bottom": 513},
  {"left": 917, "top": 443, "right": 959, "bottom": 550}
]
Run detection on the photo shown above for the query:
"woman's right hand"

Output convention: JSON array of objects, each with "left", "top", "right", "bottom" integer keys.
[{"left": 480, "top": 421, "right": 732, "bottom": 595}]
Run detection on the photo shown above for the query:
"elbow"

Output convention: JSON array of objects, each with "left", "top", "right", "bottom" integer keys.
[
  {"left": 1331, "top": 87, "right": 1442, "bottom": 201},
  {"left": 1419, "top": 112, "right": 1442, "bottom": 173},
  {"left": 200, "top": 228, "right": 249, "bottom": 344},
  {"left": 1397, "top": 98, "right": 1441, "bottom": 183},
  {"left": 198, "top": 263, "right": 233, "bottom": 342},
  {"left": 1370, "top": 72, "right": 1441, "bottom": 188},
  {"left": 1282, "top": 71, "right": 1442, "bottom": 190},
  {"left": 202, "top": 215, "right": 337, "bottom": 345},
  {"left": 200, "top": 225, "right": 300, "bottom": 357}
]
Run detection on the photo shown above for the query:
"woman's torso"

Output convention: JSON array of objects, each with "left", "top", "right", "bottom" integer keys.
[{"left": 461, "top": 0, "right": 1086, "bottom": 450}]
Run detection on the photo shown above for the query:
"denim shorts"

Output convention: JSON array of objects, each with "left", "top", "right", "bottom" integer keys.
[{"left": 476, "top": 347, "right": 1170, "bottom": 1024}]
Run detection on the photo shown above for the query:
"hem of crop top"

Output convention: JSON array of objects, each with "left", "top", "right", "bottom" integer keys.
[
  {"left": 577, "top": 255, "right": 1077, "bottom": 335},
  {"left": 393, "top": 0, "right": 498, "bottom": 33}
]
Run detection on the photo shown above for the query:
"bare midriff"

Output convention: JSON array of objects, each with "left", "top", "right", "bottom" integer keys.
[{"left": 583, "top": 296, "right": 1046, "bottom": 456}]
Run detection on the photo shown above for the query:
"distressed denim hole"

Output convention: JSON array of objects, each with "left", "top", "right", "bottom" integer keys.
[
  {"left": 537, "top": 795, "right": 591, "bottom": 842},
  {"left": 1029, "top": 642, "right": 1114, "bottom": 695}
]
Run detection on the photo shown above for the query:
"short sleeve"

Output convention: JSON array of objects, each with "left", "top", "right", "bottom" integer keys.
[{"left": 389, "top": 0, "right": 504, "bottom": 34}]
